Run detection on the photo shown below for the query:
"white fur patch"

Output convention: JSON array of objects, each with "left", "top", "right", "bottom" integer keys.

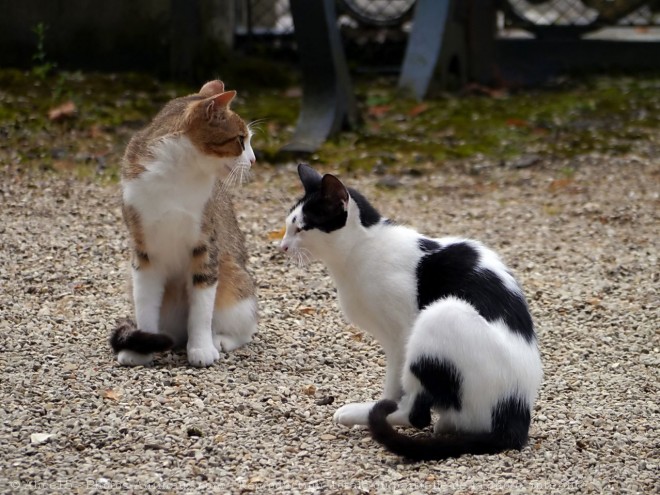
[
  {"left": 212, "top": 296, "right": 258, "bottom": 351},
  {"left": 117, "top": 350, "right": 154, "bottom": 367}
]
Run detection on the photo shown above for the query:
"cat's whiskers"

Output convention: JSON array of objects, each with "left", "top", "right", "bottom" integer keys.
[
  {"left": 221, "top": 162, "right": 252, "bottom": 194},
  {"left": 247, "top": 119, "right": 267, "bottom": 135},
  {"left": 291, "top": 247, "right": 312, "bottom": 268}
]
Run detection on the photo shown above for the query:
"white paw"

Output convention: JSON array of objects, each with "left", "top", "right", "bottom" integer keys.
[
  {"left": 117, "top": 350, "right": 154, "bottom": 367},
  {"left": 333, "top": 402, "right": 377, "bottom": 427},
  {"left": 187, "top": 344, "right": 220, "bottom": 367}
]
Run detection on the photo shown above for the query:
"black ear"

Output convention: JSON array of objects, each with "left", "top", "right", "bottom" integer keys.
[
  {"left": 321, "top": 174, "right": 349, "bottom": 208},
  {"left": 298, "top": 163, "right": 323, "bottom": 194}
]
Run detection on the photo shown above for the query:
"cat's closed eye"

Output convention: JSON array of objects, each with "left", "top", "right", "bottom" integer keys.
[{"left": 237, "top": 136, "right": 245, "bottom": 150}]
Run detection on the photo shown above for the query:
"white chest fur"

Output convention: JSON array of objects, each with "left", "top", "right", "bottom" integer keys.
[
  {"left": 329, "top": 226, "right": 420, "bottom": 345},
  {"left": 122, "top": 138, "right": 217, "bottom": 274}
]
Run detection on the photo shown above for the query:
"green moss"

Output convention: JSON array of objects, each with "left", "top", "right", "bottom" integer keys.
[{"left": 1, "top": 70, "right": 657, "bottom": 181}]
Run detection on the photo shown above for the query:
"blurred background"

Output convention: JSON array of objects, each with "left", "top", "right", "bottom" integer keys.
[{"left": 0, "top": 0, "right": 658, "bottom": 174}]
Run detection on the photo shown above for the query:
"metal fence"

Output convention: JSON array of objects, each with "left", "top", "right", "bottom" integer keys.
[
  {"left": 234, "top": 0, "right": 415, "bottom": 36},
  {"left": 501, "top": 0, "right": 660, "bottom": 37},
  {"left": 234, "top": 0, "right": 659, "bottom": 38}
]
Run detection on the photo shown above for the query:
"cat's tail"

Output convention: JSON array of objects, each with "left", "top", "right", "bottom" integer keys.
[
  {"left": 109, "top": 318, "right": 174, "bottom": 355},
  {"left": 368, "top": 400, "right": 527, "bottom": 461}
]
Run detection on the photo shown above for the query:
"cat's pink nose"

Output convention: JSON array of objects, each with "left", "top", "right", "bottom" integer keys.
[{"left": 280, "top": 242, "right": 289, "bottom": 252}]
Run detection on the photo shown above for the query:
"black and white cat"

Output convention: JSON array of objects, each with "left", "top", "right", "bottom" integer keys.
[{"left": 280, "top": 164, "right": 543, "bottom": 461}]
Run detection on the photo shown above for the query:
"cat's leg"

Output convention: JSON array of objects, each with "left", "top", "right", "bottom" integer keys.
[
  {"left": 382, "top": 348, "right": 405, "bottom": 400},
  {"left": 212, "top": 253, "right": 258, "bottom": 352},
  {"left": 187, "top": 238, "right": 224, "bottom": 367},
  {"left": 334, "top": 347, "right": 405, "bottom": 426},
  {"left": 187, "top": 282, "right": 220, "bottom": 367},
  {"left": 159, "top": 280, "right": 189, "bottom": 349},
  {"left": 118, "top": 266, "right": 166, "bottom": 366}
]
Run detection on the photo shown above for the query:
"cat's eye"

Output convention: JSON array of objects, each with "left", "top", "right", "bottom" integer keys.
[{"left": 237, "top": 136, "right": 245, "bottom": 150}]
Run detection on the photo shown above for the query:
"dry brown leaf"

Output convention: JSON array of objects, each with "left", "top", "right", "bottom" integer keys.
[
  {"left": 102, "top": 389, "right": 122, "bottom": 401},
  {"left": 267, "top": 227, "right": 286, "bottom": 241},
  {"left": 548, "top": 178, "right": 573, "bottom": 192},
  {"left": 297, "top": 307, "right": 315, "bottom": 315},
  {"left": 302, "top": 384, "right": 316, "bottom": 396},
  {"left": 367, "top": 105, "right": 391, "bottom": 118},
  {"left": 408, "top": 102, "right": 429, "bottom": 117},
  {"left": 48, "top": 101, "right": 77, "bottom": 121}
]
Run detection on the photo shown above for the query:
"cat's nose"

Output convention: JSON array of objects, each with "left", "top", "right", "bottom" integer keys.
[{"left": 280, "top": 241, "right": 289, "bottom": 252}]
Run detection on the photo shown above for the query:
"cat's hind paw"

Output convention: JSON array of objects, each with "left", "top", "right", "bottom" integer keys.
[
  {"left": 117, "top": 350, "right": 154, "bottom": 367},
  {"left": 187, "top": 344, "right": 220, "bottom": 367},
  {"left": 333, "top": 402, "right": 377, "bottom": 427},
  {"left": 213, "top": 333, "right": 253, "bottom": 352}
]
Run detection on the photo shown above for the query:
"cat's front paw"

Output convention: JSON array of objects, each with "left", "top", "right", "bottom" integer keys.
[
  {"left": 187, "top": 344, "right": 220, "bottom": 367},
  {"left": 333, "top": 402, "right": 377, "bottom": 427},
  {"left": 117, "top": 350, "right": 154, "bottom": 367}
]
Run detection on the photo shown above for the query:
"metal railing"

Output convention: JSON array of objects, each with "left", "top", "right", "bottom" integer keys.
[{"left": 234, "top": 0, "right": 659, "bottom": 39}]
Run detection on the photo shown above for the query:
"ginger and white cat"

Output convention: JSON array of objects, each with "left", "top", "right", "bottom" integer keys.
[
  {"left": 281, "top": 164, "right": 542, "bottom": 460},
  {"left": 110, "top": 80, "right": 258, "bottom": 367}
]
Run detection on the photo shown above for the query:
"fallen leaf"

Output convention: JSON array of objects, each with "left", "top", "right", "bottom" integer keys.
[
  {"left": 297, "top": 307, "right": 315, "bottom": 315},
  {"left": 367, "top": 105, "right": 391, "bottom": 118},
  {"left": 548, "top": 178, "right": 573, "bottom": 192},
  {"left": 267, "top": 227, "right": 286, "bottom": 241},
  {"left": 102, "top": 389, "right": 122, "bottom": 401},
  {"left": 350, "top": 333, "right": 363, "bottom": 342},
  {"left": 48, "top": 101, "right": 77, "bottom": 121},
  {"left": 30, "top": 433, "right": 54, "bottom": 445},
  {"left": 408, "top": 103, "right": 429, "bottom": 117},
  {"left": 302, "top": 384, "right": 316, "bottom": 396},
  {"left": 506, "top": 118, "right": 529, "bottom": 128}
]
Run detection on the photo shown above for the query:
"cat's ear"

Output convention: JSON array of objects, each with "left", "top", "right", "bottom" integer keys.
[
  {"left": 204, "top": 91, "right": 237, "bottom": 120},
  {"left": 199, "top": 80, "right": 225, "bottom": 96},
  {"left": 298, "top": 163, "right": 323, "bottom": 194},
  {"left": 321, "top": 174, "right": 349, "bottom": 210}
]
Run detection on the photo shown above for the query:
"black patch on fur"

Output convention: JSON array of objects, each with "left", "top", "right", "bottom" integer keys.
[
  {"left": 192, "top": 245, "right": 207, "bottom": 257},
  {"left": 192, "top": 273, "right": 218, "bottom": 286},
  {"left": 411, "top": 356, "right": 462, "bottom": 411},
  {"left": 409, "top": 391, "right": 433, "bottom": 429},
  {"left": 416, "top": 242, "right": 534, "bottom": 342},
  {"left": 110, "top": 319, "right": 173, "bottom": 354},
  {"left": 418, "top": 237, "right": 440, "bottom": 253},
  {"left": 301, "top": 191, "right": 348, "bottom": 233},
  {"left": 491, "top": 396, "right": 531, "bottom": 449},
  {"left": 347, "top": 188, "right": 381, "bottom": 228},
  {"left": 298, "top": 187, "right": 382, "bottom": 233},
  {"left": 368, "top": 397, "right": 532, "bottom": 461}
]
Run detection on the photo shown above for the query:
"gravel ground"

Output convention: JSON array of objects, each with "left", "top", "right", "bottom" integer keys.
[{"left": 0, "top": 154, "right": 658, "bottom": 494}]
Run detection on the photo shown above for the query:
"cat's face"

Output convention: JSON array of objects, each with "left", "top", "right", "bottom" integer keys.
[
  {"left": 281, "top": 164, "right": 349, "bottom": 263},
  {"left": 183, "top": 80, "right": 255, "bottom": 178}
]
